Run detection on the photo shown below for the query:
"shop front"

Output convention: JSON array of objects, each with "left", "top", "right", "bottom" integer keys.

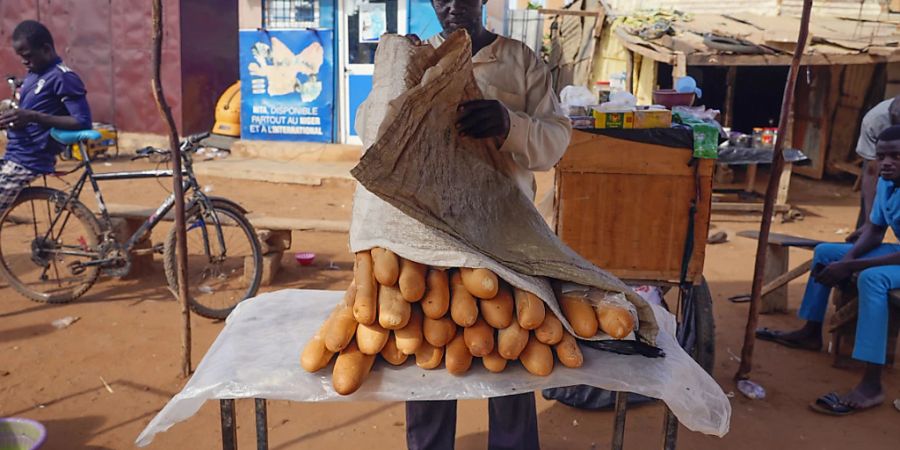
[{"left": 238, "top": 0, "right": 441, "bottom": 145}]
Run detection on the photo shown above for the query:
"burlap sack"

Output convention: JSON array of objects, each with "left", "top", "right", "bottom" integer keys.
[{"left": 350, "top": 31, "right": 658, "bottom": 345}]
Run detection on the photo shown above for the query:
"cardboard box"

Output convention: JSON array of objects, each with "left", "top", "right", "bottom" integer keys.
[
  {"left": 592, "top": 110, "right": 634, "bottom": 129},
  {"left": 633, "top": 109, "right": 672, "bottom": 129}
]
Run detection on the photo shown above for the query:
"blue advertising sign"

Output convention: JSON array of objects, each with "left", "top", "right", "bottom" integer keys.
[{"left": 239, "top": 29, "right": 334, "bottom": 142}]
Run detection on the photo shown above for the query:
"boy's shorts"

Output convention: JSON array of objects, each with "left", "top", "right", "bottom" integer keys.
[{"left": 0, "top": 160, "right": 41, "bottom": 213}]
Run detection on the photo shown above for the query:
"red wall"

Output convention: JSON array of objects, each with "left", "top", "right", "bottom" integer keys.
[{"left": 0, "top": 0, "right": 237, "bottom": 135}]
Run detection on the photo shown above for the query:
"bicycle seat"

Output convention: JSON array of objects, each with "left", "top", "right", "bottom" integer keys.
[{"left": 50, "top": 128, "right": 101, "bottom": 145}]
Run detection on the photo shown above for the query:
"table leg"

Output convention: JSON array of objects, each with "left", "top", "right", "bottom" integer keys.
[
  {"left": 745, "top": 164, "right": 758, "bottom": 193},
  {"left": 777, "top": 162, "right": 793, "bottom": 208},
  {"left": 612, "top": 391, "right": 628, "bottom": 450},
  {"left": 662, "top": 407, "right": 678, "bottom": 450},
  {"left": 255, "top": 399, "right": 268, "bottom": 450},
  {"left": 221, "top": 399, "right": 237, "bottom": 450}
]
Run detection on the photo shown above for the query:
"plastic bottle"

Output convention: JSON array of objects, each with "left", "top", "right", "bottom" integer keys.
[
  {"left": 593, "top": 81, "right": 611, "bottom": 104},
  {"left": 609, "top": 72, "right": 627, "bottom": 94}
]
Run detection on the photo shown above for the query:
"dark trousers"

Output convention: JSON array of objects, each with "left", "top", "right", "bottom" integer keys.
[{"left": 405, "top": 393, "right": 539, "bottom": 450}]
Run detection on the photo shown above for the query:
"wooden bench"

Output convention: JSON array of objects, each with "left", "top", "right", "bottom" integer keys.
[
  {"left": 102, "top": 203, "right": 349, "bottom": 285},
  {"left": 737, "top": 231, "right": 824, "bottom": 313},
  {"left": 831, "top": 279, "right": 900, "bottom": 368}
]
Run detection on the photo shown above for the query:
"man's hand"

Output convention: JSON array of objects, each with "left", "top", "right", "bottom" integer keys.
[
  {"left": 846, "top": 227, "right": 863, "bottom": 243},
  {"left": 456, "top": 100, "right": 510, "bottom": 141},
  {"left": 0, "top": 109, "right": 37, "bottom": 130},
  {"left": 815, "top": 261, "right": 854, "bottom": 287},
  {"left": 404, "top": 34, "right": 423, "bottom": 45}
]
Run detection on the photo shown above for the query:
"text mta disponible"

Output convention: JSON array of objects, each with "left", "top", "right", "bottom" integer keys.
[{"left": 250, "top": 105, "right": 322, "bottom": 135}]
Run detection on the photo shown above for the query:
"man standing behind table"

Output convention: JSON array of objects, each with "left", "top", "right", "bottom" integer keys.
[
  {"left": 0, "top": 20, "right": 92, "bottom": 214},
  {"left": 354, "top": 0, "right": 571, "bottom": 448},
  {"left": 847, "top": 96, "right": 900, "bottom": 242}
]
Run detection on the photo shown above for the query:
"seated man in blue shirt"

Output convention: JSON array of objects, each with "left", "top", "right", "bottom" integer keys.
[
  {"left": 758, "top": 125, "right": 900, "bottom": 415},
  {"left": 0, "top": 20, "right": 91, "bottom": 213}
]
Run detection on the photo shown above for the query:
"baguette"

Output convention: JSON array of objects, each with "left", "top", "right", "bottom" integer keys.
[
  {"left": 399, "top": 258, "right": 427, "bottom": 302},
  {"left": 342, "top": 280, "right": 357, "bottom": 307},
  {"left": 379, "top": 284, "right": 412, "bottom": 330},
  {"left": 353, "top": 252, "right": 378, "bottom": 325},
  {"left": 534, "top": 312, "right": 564, "bottom": 345},
  {"left": 463, "top": 317, "right": 495, "bottom": 357},
  {"left": 460, "top": 267, "right": 499, "bottom": 299},
  {"left": 497, "top": 319, "right": 529, "bottom": 360},
  {"left": 480, "top": 286, "right": 514, "bottom": 329},
  {"left": 555, "top": 332, "right": 584, "bottom": 368},
  {"left": 395, "top": 305, "right": 424, "bottom": 355},
  {"left": 332, "top": 340, "right": 376, "bottom": 395},
  {"left": 324, "top": 305, "right": 357, "bottom": 352},
  {"left": 559, "top": 294, "right": 599, "bottom": 338},
  {"left": 415, "top": 341, "right": 444, "bottom": 369},
  {"left": 423, "top": 315, "right": 457, "bottom": 347},
  {"left": 380, "top": 332, "right": 408, "bottom": 366},
  {"left": 450, "top": 272, "right": 479, "bottom": 327},
  {"left": 300, "top": 333, "right": 334, "bottom": 372},
  {"left": 514, "top": 288, "right": 546, "bottom": 330},
  {"left": 481, "top": 349, "right": 508, "bottom": 373},
  {"left": 519, "top": 334, "right": 554, "bottom": 376},
  {"left": 422, "top": 269, "right": 451, "bottom": 319},
  {"left": 445, "top": 329, "right": 473, "bottom": 375},
  {"left": 596, "top": 304, "right": 635, "bottom": 339},
  {"left": 371, "top": 247, "right": 400, "bottom": 286},
  {"left": 356, "top": 321, "right": 390, "bottom": 355}
]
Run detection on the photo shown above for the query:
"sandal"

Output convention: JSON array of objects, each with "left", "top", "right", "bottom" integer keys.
[
  {"left": 809, "top": 392, "right": 883, "bottom": 416},
  {"left": 755, "top": 327, "right": 821, "bottom": 351}
]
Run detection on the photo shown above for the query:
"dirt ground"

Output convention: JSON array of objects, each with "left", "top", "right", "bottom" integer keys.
[{"left": 1, "top": 158, "right": 899, "bottom": 450}]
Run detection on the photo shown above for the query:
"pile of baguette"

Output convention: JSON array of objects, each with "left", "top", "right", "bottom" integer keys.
[{"left": 301, "top": 248, "right": 636, "bottom": 395}]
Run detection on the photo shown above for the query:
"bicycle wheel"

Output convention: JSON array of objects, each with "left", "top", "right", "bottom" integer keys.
[
  {"left": 0, "top": 187, "right": 102, "bottom": 303},
  {"left": 163, "top": 200, "right": 262, "bottom": 319}
]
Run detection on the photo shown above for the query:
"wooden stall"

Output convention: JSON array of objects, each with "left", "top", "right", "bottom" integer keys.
[{"left": 555, "top": 130, "right": 714, "bottom": 284}]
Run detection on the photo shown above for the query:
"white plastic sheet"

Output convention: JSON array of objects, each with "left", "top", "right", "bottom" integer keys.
[{"left": 135, "top": 289, "right": 730, "bottom": 446}]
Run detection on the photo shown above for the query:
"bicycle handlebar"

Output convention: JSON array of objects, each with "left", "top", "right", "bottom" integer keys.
[
  {"left": 130, "top": 132, "right": 210, "bottom": 161},
  {"left": 186, "top": 132, "right": 210, "bottom": 145}
]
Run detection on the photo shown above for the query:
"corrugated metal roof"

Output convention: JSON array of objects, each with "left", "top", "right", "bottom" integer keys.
[
  {"left": 611, "top": 10, "right": 900, "bottom": 66},
  {"left": 607, "top": 0, "right": 778, "bottom": 15},
  {"left": 608, "top": 0, "right": 898, "bottom": 19}
]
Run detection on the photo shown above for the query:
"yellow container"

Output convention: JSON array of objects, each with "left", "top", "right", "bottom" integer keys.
[
  {"left": 71, "top": 124, "right": 117, "bottom": 161},
  {"left": 592, "top": 110, "right": 634, "bottom": 129}
]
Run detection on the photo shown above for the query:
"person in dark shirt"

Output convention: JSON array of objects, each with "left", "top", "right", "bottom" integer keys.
[{"left": 0, "top": 20, "right": 91, "bottom": 212}]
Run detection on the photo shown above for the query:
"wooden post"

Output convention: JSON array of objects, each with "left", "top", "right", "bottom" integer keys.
[
  {"left": 625, "top": 50, "right": 635, "bottom": 94},
  {"left": 736, "top": 0, "right": 813, "bottom": 382},
  {"left": 152, "top": 0, "right": 192, "bottom": 378},
  {"left": 761, "top": 244, "right": 789, "bottom": 314},
  {"left": 723, "top": 66, "right": 737, "bottom": 128},
  {"left": 673, "top": 52, "right": 687, "bottom": 79}
]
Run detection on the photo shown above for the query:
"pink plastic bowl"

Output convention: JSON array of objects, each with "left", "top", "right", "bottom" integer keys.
[
  {"left": 652, "top": 89, "right": 695, "bottom": 108},
  {"left": 295, "top": 252, "right": 316, "bottom": 266}
]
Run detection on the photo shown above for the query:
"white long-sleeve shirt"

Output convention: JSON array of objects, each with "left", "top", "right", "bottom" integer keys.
[
  {"left": 428, "top": 34, "right": 572, "bottom": 199},
  {"left": 356, "top": 34, "right": 571, "bottom": 201}
]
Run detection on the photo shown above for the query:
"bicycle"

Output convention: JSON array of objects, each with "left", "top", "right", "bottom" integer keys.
[{"left": 0, "top": 129, "right": 263, "bottom": 319}]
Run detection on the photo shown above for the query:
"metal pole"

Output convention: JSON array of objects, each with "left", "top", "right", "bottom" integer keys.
[
  {"left": 255, "top": 398, "right": 269, "bottom": 450},
  {"left": 662, "top": 407, "right": 679, "bottom": 450},
  {"left": 220, "top": 399, "right": 237, "bottom": 450},
  {"left": 735, "top": 0, "right": 813, "bottom": 381},
  {"left": 611, "top": 391, "right": 628, "bottom": 450},
  {"left": 151, "top": 0, "right": 192, "bottom": 378}
]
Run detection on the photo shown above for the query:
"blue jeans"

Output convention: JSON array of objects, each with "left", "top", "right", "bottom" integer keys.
[{"left": 799, "top": 243, "right": 900, "bottom": 364}]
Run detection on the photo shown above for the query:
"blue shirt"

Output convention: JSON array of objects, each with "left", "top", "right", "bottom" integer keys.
[
  {"left": 5, "top": 58, "right": 92, "bottom": 173},
  {"left": 870, "top": 178, "right": 900, "bottom": 240}
]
